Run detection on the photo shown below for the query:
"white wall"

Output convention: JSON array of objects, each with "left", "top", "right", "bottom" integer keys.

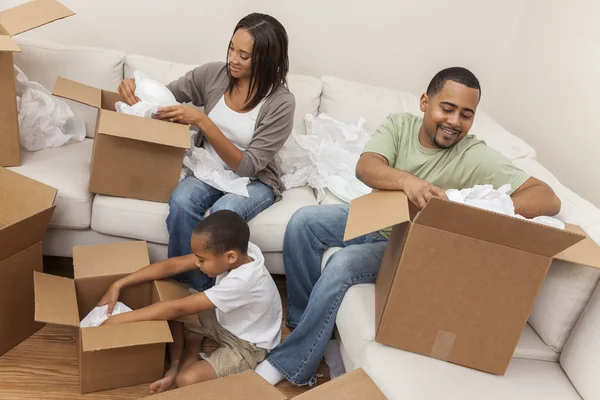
[
  {"left": 3, "top": 0, "right": 524, "bottom": 109},
  {"left": 488, "top": 0, "right": 600, "bottom": 206}
]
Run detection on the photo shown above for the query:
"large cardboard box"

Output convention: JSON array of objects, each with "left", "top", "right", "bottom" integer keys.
[
  {"left": 344, "top": 190, "right": 600, "bottom": 375},
  {"left": 0, "top": 0, "right": 74, "bottom": 167},
  {"left": 51, "top": 77, "right": 190, "bottom": 203},
  {"left": 140, "top": 368, "right": 387, "bottom": 399},
  {"left": 33, "top": 241, "right": 173, "bottom": 393},
  {"left": 0, "top": 167, "right": 56, "bottom": 356}
]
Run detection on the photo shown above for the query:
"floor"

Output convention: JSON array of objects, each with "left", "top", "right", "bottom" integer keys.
[{"left": 0, "top": 257, "right": 330, "bottom": 399}]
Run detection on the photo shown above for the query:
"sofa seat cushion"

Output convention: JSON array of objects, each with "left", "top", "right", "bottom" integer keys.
[
  {"left": 91, "top": 186, "right": 317, "bottom": 252},
  {"left": 359, "top": 342, "right": 581, "bottom": 400},
  {"left": 336, "top": 283, "right": 559, "bottom": 368},
  {"left": 124, "top": 54, "right": 322, "bottom": 135},
  {"left": 9, "top": 140, "right": 94, "bottom": 229}
]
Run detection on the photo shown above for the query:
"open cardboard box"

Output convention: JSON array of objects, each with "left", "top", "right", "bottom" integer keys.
[
  {"left": 344, "top": 190, "right": 600, "bottom": 375},
  {"left": 33, "top": 241, "right": 173, "bottom": 393},
  {"left": 0, "top": 167, "right": 56, "bottom": 356},
  {"left": 51, "top": 77, "right": 190, "bottom": 203},
  {"left": 139, "top": 368, "right": 387, "bottom": 400},
  {"left": 0, "top": 0, "right": 74, "bottom": 167}
]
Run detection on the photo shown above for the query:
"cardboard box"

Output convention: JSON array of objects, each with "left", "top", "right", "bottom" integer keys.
[
  {"left": 33, "top": 241, "right": 173, "bottom": 393},
  {"left": 140, "top": 368, "right": 387, "bottom": 400},
  {"left": 0, "top": 167, "right": 56, "bottom": 356},
  {"left": 0, "top": 0, "right": 74, "bottom": 167},
  {"left": 344, "top": 190, "right": 600, "bottom": 375},
  {"left": 51, "top": 77, "right": 190, "bottom": 203}
]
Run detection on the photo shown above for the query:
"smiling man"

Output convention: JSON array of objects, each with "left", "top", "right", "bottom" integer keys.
[{"left": 255, "top": 67, "right": 562, "bottom": 387}]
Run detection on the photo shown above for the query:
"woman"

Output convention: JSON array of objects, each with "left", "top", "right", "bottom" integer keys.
[{"left": 118, "top": 13, "right": 295, "bottom": 292}]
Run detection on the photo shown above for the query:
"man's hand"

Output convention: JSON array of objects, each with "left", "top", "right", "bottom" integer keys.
[
  {"left": 403, "top": 174, "right": 448, "bottom": 209},
  {"left": 97, "top": 283, "right": 121, "bottom": 317},
  {"left": 118, "top": 78, "right": 139, "bottom": 106},
  {"left": 154, "top": 105, "right": 205, "bottom": 126}
]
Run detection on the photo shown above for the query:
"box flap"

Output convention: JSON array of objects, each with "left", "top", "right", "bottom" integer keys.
[
  {"left": 98, "top": 110, "right": 191, "bottom": 149},
  {"left": 138, "top": 370, "right": 287, "bottom": 400},
  {"left": 415, "top": 198, "right": 585, "bottom": 257},
  {"left": 0, "top": 167, "right": 57, "bottom": 212},
  {"left": 0, "top": 207, "right": 55, "bottom": 262},
  {"left": 0, "top": 31, "right": 20, "bottom": 52},
  {"left": 344, "top": 190, "right": 411, "bottom": 241},
  {"left": 152, "top": 280, "right": 200, "bottom": 325},
  {"left": 0, "top": 0, "right": 74, "bottom": 36},
  {"left": 33, "top": 272, "right": 79, "bottom": 327},
  {"left": 73, "top": 241, "right": 150, "bottom": 279},
  {"left": 52, "top": 76, "right": 102, "bottom": 108},
  {"left": 295, "top": 369, "right": 386, "bottom": 400},
  {"left": 554, "top": 224, "right": 600, "bottom": 269},
  {"left": 81, "top": 321, "right": 173, "bottom": 352}
]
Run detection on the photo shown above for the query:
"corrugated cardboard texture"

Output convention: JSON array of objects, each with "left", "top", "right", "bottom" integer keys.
[
  {"left": 34, "top": 271, "right": 79, "bottom": 327},
  {"left": 98, "top": 110, "right": 190, "bottom": 148},
  {"left": 0, "top": 242, "right": 44, "bottom": 356},
  {"left": 52, "top": 76, "right": 102, "bottom": 108},
  {"left": 81, "top": 321, "right": 172, "bottom": 352},
  {"left": 416, "top": 198, "right": 584, "bottom": 257},
  {"left": 377, "top": 223, "right": 551, "bottom": 375},
  {"left": 344, "top": 190, "right": 410, "bottom": 241},
  {"left": 0, "top": 0, "right": 74, "bottom": 36},
  {"left": 295, "top": 368, "right": 387, "bottom": 400},
  {"left": 139, "top": 370, "right": 287, "bottom": 400},
  {"left": 0, "top": 53, "right": 21, "bottom": 166},
  {"left": 152, "top": 280, "right": 201, "bottom": 325},
  {"left": 556, "top": 224, "right": 600, "bottom": 269},
  {"left": 73, "top": 241, "right": 150, "bottom": 279},
  {"left": 89, "top": 132, "right": 186, "bottom": 202},
  {"left": 80, "top": 341, "right": 166, "bottom": 394}
]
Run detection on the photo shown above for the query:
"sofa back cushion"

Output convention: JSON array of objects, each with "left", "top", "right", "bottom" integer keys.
[
  {"left": 124, "top": 54, "right": 322, "bottom": 135},
  {"left": 14, "top": 38, "right": 126, "bottom": 139}
]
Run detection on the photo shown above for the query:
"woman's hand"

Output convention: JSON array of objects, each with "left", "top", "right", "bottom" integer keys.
[
  {"left": 154, "top": 105, "right": 205, "bottom": 126},
  {"left": 118, "top": 78, "right": 139, "bottom": 106}
]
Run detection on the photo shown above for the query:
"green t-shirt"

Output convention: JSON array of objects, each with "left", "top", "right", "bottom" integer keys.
[{"left": 362, "top": 112, "right": 530, "bottom": 237}]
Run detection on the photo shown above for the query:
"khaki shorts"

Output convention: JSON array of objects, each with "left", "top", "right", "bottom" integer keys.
[{"left": 184, "top": 309, "right": 268, "bottom": 378}]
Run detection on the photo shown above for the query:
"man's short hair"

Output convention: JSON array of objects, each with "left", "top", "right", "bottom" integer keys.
[
  {"left": 192, "top": 210, "right": 250, "bottom": 254},
  {"left": 426, "top": 67, "right": 481, "bottom": 99}
]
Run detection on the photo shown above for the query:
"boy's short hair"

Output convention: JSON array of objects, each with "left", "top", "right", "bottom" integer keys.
[{"left": 192, "top": 210, "right": 250, "bottom": 254}]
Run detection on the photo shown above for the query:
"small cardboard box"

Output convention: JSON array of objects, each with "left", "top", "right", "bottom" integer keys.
[
  {"left": 344, "top": 190, "right": 600, "bottom": 375},
  {"left": 140, "top": 368, "right": 387, "bottom": 400},
  {"left": 0, "top": 167, "right": 56, "bottom": 356},
  {"left": 0, "top": 0, "right": 74, "bottom": 167},
  {"left": 52, "top": 77, "right": 190, "bottom": 203},
  {"left": 33, "top": 241, "right": 173, "bottom": 393}
]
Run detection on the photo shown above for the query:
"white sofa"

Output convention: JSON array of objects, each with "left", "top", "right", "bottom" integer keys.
[{"left": 12, "top": 38, "right": 600, "bottom": 399}]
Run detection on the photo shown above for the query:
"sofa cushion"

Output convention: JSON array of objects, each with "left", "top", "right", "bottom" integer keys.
[
  {"left": 514, "top": 158, "right": 600, "bottom": 353},
  {"left": 14, "top": 38, "right": 126, "bottom": 139},
  {"left": 359, "top": 342, "right": 581, "bottom": 400},
  {"left": 319, "top": 76, "right": 537, "bottom": 161},
  {"left": 124, "top": 54, "right": 322, "bottom": 134},
  {"left": 9, "top": 140, "right": 94, "bottom": 229},
  {"left": 91, "top": 186, "right": 318, "bottom": 253}
]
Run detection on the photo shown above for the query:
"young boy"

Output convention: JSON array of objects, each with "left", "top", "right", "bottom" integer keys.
[{"left": 97, "top": 210, "right": 282, "bottom": 394}]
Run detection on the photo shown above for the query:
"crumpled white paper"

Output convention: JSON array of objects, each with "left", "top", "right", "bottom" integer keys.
[
  {"left": 80, "top": 301, "right": 133, "bottom": 328},
  {"left": 446, "top": 184, "right": 565, "bottom": 229},
  {"left": 115, "top": 71, "right": 179, "bottom": 117},
  {"left": 15, "top": 65, "right": 86, "bottom": 151},
  {"left": 278, "top": 113, "right": 373, "bottom": 203}
]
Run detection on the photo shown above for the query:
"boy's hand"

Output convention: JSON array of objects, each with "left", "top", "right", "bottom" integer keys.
[
  {"left": 97, "top": 283, "right": 121, "bottom": 316},
  {"left": 101, "top": 314, "right": 125, "bottom": 326}
]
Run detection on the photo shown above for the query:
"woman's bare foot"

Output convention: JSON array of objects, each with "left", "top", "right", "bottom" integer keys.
[{"left": 149, "top": 361, "right": 179, "bottom": 394}]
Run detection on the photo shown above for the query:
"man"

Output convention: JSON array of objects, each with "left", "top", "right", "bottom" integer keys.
[{"left": 255, "top": 67, "right": 561, "bottom": 386}]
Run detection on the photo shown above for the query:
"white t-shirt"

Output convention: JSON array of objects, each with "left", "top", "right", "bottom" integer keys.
[
  {"left": 205, "top": 94, "right": 264, "bottom": 170},
  {"left": 204, "top": 242, "right": 282, "bottom": 350}
]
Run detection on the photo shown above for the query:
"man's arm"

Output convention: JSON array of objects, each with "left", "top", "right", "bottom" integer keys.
[
  {"left": 511, "top": 177, "right": 561, "bottom": 218},
  {"left": 103, "top": 292, "right": 216, "bottom": 325}
]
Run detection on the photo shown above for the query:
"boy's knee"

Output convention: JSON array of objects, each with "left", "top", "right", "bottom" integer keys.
[{"left": 175, "top": 368, "right": 197, "bottom": 388}]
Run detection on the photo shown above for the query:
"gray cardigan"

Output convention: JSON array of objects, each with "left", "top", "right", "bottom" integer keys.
[{"left": 167, "top": 62, "right": 296, "bottom": 201}]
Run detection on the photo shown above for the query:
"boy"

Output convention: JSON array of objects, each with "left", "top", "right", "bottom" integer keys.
[{"left": 97, "top": 210, "right": 282, "bottom": 394}]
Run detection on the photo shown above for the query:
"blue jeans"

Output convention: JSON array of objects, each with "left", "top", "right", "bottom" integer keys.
[
  {"left": 267, "top": 204, "right": 387, "bottom": 386},
  {"left": 166, "top": 175, "right": 275, "bottom": 291}
]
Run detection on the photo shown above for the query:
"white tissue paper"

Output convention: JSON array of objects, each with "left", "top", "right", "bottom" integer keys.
[
  {"left": 278, "top": 113, "right": 373, "bottom": 203},
  {"left": 446, "top": 184, "right": 565, "bottom": 229},
  {"left": 15, "top": 65, "right": 86, "bottom": 151},
  {"left": 80, "top": 301, "right": 133, "bottom": 328},
  {"left": 115, "top": 71, "right": 179, "bottom": 117}
]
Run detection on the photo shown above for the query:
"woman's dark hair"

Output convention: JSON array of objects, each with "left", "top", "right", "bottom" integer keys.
[{"left": 226, "top": 13, "right": 289, "bottom": 111}]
